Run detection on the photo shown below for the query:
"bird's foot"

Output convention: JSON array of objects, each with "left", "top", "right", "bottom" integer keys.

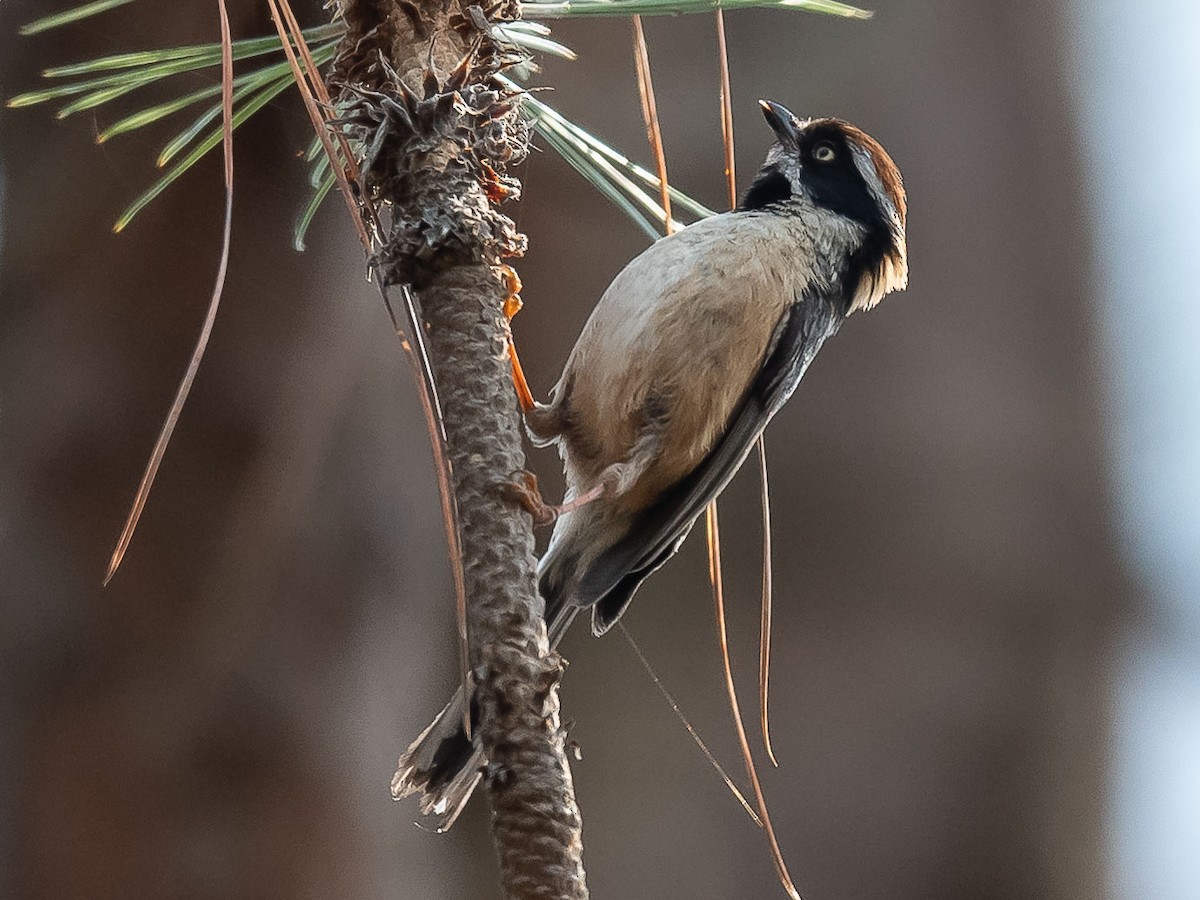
[
  {"left": 502, "top": 471, "right": 558, "bottom": 526},
  {"left": 502, "top": 471, "right": 605, "bottom": 527}
]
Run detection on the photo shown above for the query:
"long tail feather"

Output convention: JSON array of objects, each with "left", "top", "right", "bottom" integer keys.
[
  {"left": 391, "top": 688, "right": 483, "bottom": 832},
  {"left": 392, "top": 587, "right": 578, "bottom": 829}
]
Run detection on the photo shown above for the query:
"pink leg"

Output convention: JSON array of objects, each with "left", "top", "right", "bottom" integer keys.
[{"left": 503, "top": 472, "right": 606, "bottom": 527}]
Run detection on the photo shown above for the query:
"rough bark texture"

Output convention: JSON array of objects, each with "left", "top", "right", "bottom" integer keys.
[
  {"left": 421, "top": 265, "right": 586, "bottom": 898},
  {"left": 332, "top": 2, "right": 588, "bottom": 897}
]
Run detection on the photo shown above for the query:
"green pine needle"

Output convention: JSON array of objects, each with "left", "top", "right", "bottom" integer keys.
[
  {"left": 98, "top": 82, "right": 225, "bottom": 143},
  {"left": 155, "top": 46, "right": 333, "bottom": 168},
  {"left": 42, "top": 47, "right": 216, "bottom": 78},
  {"left": 295, "top": 171, "right": 337, "bottom": 251},
  {"left": 155, "top": 75, "right": 277, "bottom": 169},
  {"left": 520, "top": 90, "right": 715, "bottom": 222},
  {"left": 308, "top": 149, "right": 333, "bottom": 190},
  {"left": 8, "top": 31, "right": 340, "bottom": 113},
  {"left": 19, "top": 0, "right": 140, "bottom": 36},
  {"left": 541, "top": 125, "right": 664, "bottom": 240},
  {"left": 15, "top": 0, "right": 869, "bottom": 243},
  {"left": 40, "top": 25, "right": 343, "bottom": 78},
  {"left": 114, "top": 72, "right": 294, "bottom": 233},
  {"left": 527, "top": 105, "right": 697, "bottom": 235},
  {"left": 493, "top": 25, "right": 578, "bottom": 60}
]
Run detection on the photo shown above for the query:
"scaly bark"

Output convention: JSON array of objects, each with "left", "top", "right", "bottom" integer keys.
[{"left": 332, "top": 3, "right": 588, "bottom": 897}]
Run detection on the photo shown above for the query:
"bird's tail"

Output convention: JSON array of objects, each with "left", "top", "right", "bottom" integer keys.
[
  {"left": 390, "top": 688, "right": 483, "bottom": 831},
  {"left": 391, "top": 567, "right": 578, "bottom": 831}
]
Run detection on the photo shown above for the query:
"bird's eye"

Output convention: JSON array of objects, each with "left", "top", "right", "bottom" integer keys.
[{"left": 812, "top": 142, "right": 836, "bottom": 162}]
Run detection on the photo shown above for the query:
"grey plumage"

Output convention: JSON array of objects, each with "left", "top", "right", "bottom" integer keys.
[
  {"left": 534, "top": 209, "right": 858, "bottom": 636},
  {"left": 392, "top": 102, "right": 908, "bottom": 828}
]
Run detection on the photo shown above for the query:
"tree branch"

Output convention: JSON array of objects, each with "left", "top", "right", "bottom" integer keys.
[{"left": 332, "top": 2, "right": 588, "bottom": 896}]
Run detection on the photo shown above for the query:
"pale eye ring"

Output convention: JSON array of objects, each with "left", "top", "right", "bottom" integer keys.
[{"left": 812, "top": 142, "right": 836, "bottom": 162}]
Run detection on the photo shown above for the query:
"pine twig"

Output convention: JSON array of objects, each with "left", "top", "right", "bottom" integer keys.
[{"left": 333, "top": 3, "right": 587, "bottom": 897}]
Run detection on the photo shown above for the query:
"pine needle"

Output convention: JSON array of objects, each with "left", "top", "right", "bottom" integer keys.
[
  {"left": 712, "top": 9, "right": 781, "bottom": 770},
  {"left": 707, "top": 505, "right": 802, "bottom": 899},
  {"left": 294, "top": 170, "right": 336, "bottom": 251},
  {"left": 630, "top": 17, "right": 673, "bottom": 233},
  {"left": 632, "top": 19, "right": 798, "bottom": 895},
  {"left": 523, "top": 0, "right": 871, "bottom": 19},
  {"left": 617, "top": 622, "right": 763, "bottom": 828},
  {"left": 20, "top": 0, "right": 140, "bottom": 36},
  {"left": 264, "top": 0, "right": 370, "bottom": 250},
  {"left": 264, "top": 0, "right": 469, "bottom": 729},
  {"left": 105, "top": 0, "right": 236, "bottom": 584},
  {"left": 756, "top": 437, "right": 779, "bottom": 767},
  {"left": 114, "top": 72, "right": 293, "bottom": 232},
  {"left": 715, "top": 11, "right": 737, "bottom": 212}
]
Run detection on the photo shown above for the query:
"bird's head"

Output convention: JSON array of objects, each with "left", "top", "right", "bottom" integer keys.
[{"left": 743, "top": 100, "right": 908, "bottom": 313}]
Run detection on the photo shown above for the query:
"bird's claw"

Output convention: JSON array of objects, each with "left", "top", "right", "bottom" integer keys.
[
  {"left": 502, "top": 471, "right": 607, "bottom": 526},
  {"left": 502, "top": 471, "right": 560, "bottom": 527}
]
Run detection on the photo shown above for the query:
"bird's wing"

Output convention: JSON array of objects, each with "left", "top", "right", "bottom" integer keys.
[{"left": 580, "top": 294, "right": 845, "bottom": 633}]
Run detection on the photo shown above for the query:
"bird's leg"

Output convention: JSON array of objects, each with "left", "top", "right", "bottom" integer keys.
[
  {"left": 507, "top": 406, "right": 666, "bottom": 524},
  {"left": 498, "top": 264, "right": 536, "bottom": 414},
  {"left": 503, "top": 471, "right": 606, "bottom": 527},
  {"left": 582, "top": 401, "right": 668, "bottom": 497},
  {"left": 524, "top": 400, "right": 565, "bottom": 446}
]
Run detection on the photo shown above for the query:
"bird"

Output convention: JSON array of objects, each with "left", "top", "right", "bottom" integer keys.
[{"left": 392, "top": 99, "right": 908, "bottom": 828}]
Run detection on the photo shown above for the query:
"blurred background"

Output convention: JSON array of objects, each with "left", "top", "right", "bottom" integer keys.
[{"left": 1, "top": 1, "right": 1196, "bottom": 898}]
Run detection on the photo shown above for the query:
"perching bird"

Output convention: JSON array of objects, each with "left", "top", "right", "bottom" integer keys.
[{"left": 392, "top": 100, "right": 908, "bottom": 827}]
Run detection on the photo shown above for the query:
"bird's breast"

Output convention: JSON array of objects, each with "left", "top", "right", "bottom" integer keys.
[{"left": 559, "top": 213, "right": 826, "bottom": 508}]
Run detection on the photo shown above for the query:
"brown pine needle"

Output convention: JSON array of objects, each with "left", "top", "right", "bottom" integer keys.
[
  {"left": 756, "top": 437, "right": 779, "bottom": 767},
  {"left": 265, "top": 0, "right": 370, "bottom": 251},
  {"left": 384, "top": 284, "right": 471, "bottom": 736},
  {"left": 104, "top": 0, "right": 236, "bottom": 585},
  {"left": 631, "top": 21, "right": 796, "bottom": 894},
  {"left": 715, "top": 10, "right": 737, "bottom": 211},
  {"left": 273, "top": 0, "right": 375, "bottom": 234},
  {"left": 631, "top": 16, "right": 673, "bottom": 234},
  {"left": 265, "top": 3, "right": 475, "bottom": 735},
  {"left": 713, "top": 9, "right": 780, "bottom": 770},
  {"left": 271, "top": 3, "right": 470, "bottom": 732},
  {"left": 707, "top": 504, "right": 802, "bottom": 899},
  {"left": 617, "top": 622, "right": 762, "bottom": 828}
]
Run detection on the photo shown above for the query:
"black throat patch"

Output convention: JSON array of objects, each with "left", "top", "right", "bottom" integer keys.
[{"left": 738, "top": 166, "right": 792, "bottom": 211}]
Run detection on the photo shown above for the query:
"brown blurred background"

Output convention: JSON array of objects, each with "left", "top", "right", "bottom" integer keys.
[{"left": 3, "top": 1, "right": 1184, "bottom": 898}]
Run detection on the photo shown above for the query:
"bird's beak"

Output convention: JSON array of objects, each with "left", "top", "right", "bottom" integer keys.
[{"left": 759, "top": 99, "right": 801, "bottom": 149}]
